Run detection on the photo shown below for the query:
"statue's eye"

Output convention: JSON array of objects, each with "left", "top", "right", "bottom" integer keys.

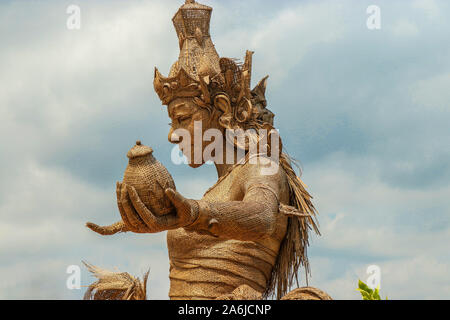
[{"left": 179, "top": 116, "right": 191, "bottom": 122}]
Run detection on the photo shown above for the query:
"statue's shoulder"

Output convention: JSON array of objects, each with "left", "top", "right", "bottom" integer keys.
[
  {"left": 204, "top": 157, "right": 288, "bottom": 200},
  {"left": 230, "top": 157, "right": 289, "bottom": 198},
  {"left": 237, "top": 156, "right": 287, "bottom": 182}
]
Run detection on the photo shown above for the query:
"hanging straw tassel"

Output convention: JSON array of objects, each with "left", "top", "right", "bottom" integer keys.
[{"left": 264, "top": 153, "right": 320, "bottom": 299}]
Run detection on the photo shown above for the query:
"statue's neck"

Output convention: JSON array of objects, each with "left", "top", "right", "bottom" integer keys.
[
  {"left": 213, "top": 145, "right": 246, "bottom": 179},
  {"left": 214, "top": 163, "right": 235, "bottom": 179}
]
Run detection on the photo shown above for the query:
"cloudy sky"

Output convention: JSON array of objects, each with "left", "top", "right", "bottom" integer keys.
[{"left": 0, "top": 0, "right": 449, "bottom": 299}]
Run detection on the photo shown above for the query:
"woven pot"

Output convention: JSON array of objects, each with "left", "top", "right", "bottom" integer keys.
[{"left": 123, "top": 141, "right": 176, "bottom": 216}]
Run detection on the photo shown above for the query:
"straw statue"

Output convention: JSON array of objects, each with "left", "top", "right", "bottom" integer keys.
[{"left": 85, "top": 0, "right": 331, "bottom": 301}]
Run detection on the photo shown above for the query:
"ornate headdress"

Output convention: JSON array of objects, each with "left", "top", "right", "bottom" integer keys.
[{"left": 153, "top": 0, "right": 274, "bottom": 131}]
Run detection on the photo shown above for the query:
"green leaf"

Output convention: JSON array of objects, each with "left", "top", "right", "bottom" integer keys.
[
  {"left": 356, "top": 280, "right": 388, "bottom": 300},
  {"left": 358, "top": 280, "right": 373, "bottom": 295},
  {"left": 356, "top": 289, "right": 372, "bottom": 300},
  {"left": 372, "top": 287, "right": 381, "bottom": 300}
]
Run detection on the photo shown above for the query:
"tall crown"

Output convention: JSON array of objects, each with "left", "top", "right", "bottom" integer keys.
[
  {"left": 154, "top": 0, "right": 222, "bottom": 105},
  {"left": 173, "top": 0, "right": 211, "bottom": 44},
  {"left": 171, "top": 0, "right": 220, "bottom": 80}
]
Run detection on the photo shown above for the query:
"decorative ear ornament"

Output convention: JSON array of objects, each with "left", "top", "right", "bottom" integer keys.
[
  {"left": 235, "top": 98, "right": 253, "bottom": 123},
  {"left": 214, "top": 94, "right": 233, "bottom": 129}
]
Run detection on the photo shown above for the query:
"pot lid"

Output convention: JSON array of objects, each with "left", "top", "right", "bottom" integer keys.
[{"left": 127, "top": 140, "right": 153, "bottom": 159}]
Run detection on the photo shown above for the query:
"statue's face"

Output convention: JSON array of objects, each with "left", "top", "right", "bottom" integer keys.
[{"left": 167, "top": 97, "right": 222, "bottom": 168}]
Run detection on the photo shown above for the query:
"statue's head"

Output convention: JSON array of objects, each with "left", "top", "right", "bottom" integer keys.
[{"left": 154, "top": 0, "right": 276, "bottom": 167}]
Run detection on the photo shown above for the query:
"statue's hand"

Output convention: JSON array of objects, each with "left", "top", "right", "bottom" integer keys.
[
  {"left": 119, "top": 183, "right": 198, "bottom": 233},
  {"left": 116, "top": 182, "right": 152, "bottom": 233},
  {"left": 164, "top": 188, "right": 199, "bottom": 228}
]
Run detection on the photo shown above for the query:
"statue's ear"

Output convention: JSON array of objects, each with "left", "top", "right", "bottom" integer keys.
[
  {"left": 214, "top": 94, "right": 231, "bottom": 114},
  {"left": 251, "top": 75, "right": 269, "bottom": 99},
  {"left": 214, "top": 94, "right": 233, "bottom": 129}
]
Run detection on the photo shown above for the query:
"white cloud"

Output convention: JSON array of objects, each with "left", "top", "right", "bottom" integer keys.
[
  {"left": 0, "top": 1, "right": 174, "bottom": 132},
  {"left": 380, "top": 255, "right": 450, "bottom": 299},
  {"left": 392, "top": 19, "right": 419, "bottom": 37},
  {"left": 300, "top": 152, "right": 450, "bottom": 298},
  {"left": 213, "top": 1, "right": 346, "bottom": 86},
  {"left": 410, "top": 73, "right": 450, "bottom": 111},
  {"left": 412, "top": 0, "right": 440, "bottom": 19},
  {"left": 306, "top": 253, "right": 450, "bottom": 300}
]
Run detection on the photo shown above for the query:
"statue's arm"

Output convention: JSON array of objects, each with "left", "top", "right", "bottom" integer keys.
[
  {"left": 184, "top": 165, "right": 281, "bottom": 241},
  {"left": 186, "top": 184, "right": 279, "bottom": 241}
]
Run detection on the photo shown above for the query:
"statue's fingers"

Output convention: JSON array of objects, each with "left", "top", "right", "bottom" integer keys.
[
  {"left": 120, "top": 184, "right": 147, "bottom": 232},
  {"left": 127, "top": 185, "right": 180, "bottom": 230},
  {"left": 165, "top": 188, "right": 188, "bottom": 209},
  {"left": 165, "top": 188, "right": 197, "bottom": 225},
  {"left": 126, "top": 185, "right": 162, "bottom": 232},
  {"left": 160, "top": 213, "right": 182, "bottom": 229},
  {"left": 116, "top": 182, "right": 133, "bottom": 229},
  {"left": 86, "top": 221, "right": 128, "bottom": 235}
]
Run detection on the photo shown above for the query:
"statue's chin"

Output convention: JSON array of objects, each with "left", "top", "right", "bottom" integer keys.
[{"left": 188, "top": 162, "right": 204, "bottom": 168}]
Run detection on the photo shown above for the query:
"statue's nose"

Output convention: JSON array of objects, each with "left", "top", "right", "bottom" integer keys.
[{"left": 168, "top": 128, "right": 182, "bottom": 144}]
